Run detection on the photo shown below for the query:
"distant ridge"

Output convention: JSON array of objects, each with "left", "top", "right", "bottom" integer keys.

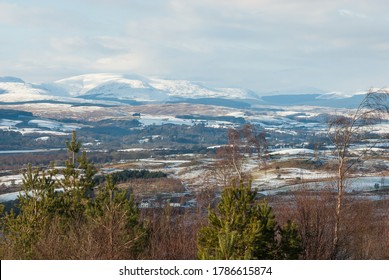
[
  {"left": 0, "top": 77, "right": 25, "bottom": 83},
  {"left": 0, "top": 73, "right": 374, "bottom": 109}
]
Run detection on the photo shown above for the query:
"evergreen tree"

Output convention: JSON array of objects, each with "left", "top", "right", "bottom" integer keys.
[
  {"left": 197, "top": 181, "right": 302, "bottom": 260},
  {"left": 278, "top": 220, "right": 303, "bottom": 260},
  {"left": 1, "top": 164, "right": 57, "bottom": 258},
  {"left": 57, "top": 137, "right": 97, "bottom": 220},
  {"left": 66, "top": 130, "right": 81, "bottom": 166},
  {"left": 0, "top": 132, "right": 147, "bottom": 259},
  {"left": 86, "top": 176, "right": 148, "bottom": 259}
]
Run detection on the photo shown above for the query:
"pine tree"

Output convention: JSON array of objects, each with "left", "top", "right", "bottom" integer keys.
[
  {"left": 278, "top": 220, "right": 302, "bottom": 260},
  {"left": 1, "top": 164, "right": 57, "bottom": 258},
  {"left": 86, "top": 175, "right": 148, "bottom": 259},
  {"left": 57, "top": 135, "right": 97, "bottom": 220},
  {"left": 66, "top": 130, "right": 81, "bottom": 166},
  {"left": 0, "top": 132, "right": 148, "bottom": 259},
  {"left": 197, "top": 181, "right": 302, "bottom": 260}
]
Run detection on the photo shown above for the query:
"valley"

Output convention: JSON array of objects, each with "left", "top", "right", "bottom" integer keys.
[
  {"left": 1, "top": 75, "right": 389, "bottom": 205},
  {"left": 1, "top": 74, "right": 389, "bottom": 260}
]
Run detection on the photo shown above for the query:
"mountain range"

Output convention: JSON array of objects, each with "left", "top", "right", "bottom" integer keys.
[{"left": 0, "top": 73, "right": 372, "bottom": 108}]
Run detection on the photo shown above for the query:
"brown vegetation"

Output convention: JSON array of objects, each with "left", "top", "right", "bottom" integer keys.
[
  {"left": 272, "top": 188, "right": 389, "bottom": 259},
  {"left": 141, "top": 207, "right": 205, "bottom": 259},
  {"left": 121, "top": 177, "right": 184, "bottom": 197}
]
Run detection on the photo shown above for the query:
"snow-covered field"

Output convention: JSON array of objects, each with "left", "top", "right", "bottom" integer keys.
[
  {"left": 2, "top": 74, "right": 389, "bottom": 204},
  {"left": 0, "top": 116, "right": 82, "bottom": 136},
  {"left": 0, "top": 174, "right": 24, "bottom": 187},
  {"left": 1, "top": 149, "right": 389, "bottom": 203},
  {"left": 259, "top": 176, "right": 389, "bottom": 196},
  {"left": 28, "top": 119, "right": 80, "bottom": 132},
  {"left": 251, "top": 167, "right": 332, "bottom": 190},
  {"left": 269, "top": 148, "right": 314, "bottom": 156},
  {"left": 0, "top": 119, "right": 22, "bottom": 128},
  {"left": 139, "top": 115, "right": 193, "bottom": 126},
  {"left": 0, "top": 148, "right": 63, "bottom": 154}
]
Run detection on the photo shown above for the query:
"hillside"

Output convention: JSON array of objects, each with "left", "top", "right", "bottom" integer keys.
[{"left": 0, "top": 73, "right": 379, "bottom": 109}]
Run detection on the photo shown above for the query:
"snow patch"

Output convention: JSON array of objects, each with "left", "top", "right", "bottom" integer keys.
[
  {"left": 28, "top": 119, "right": 80, "bottom": 132},
  {"left": 35, "top": 136, "right": 50, "bottom": 141},
  {"left": 269, "top": 148, "right": 314, "bottom": 155}
]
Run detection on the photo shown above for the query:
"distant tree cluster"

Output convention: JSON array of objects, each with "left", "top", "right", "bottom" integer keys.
[{"left": 94, "top": 169, "right": 167, "bottom": 185}]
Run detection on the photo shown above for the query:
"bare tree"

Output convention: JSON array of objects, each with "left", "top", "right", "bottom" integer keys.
[
  {"left": 211, "top": 124, "right": 268, "bottom": 187},
  {"left": 327, "top": 89, "right": 389, "bottom": 258}
]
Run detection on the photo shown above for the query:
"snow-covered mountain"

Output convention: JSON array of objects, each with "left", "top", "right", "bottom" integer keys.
[
  {"left": 51, "top": 74, "right": 167, "bottom": 103},
  {"left": 0, "top": 73, "right": 260, "bottom": 106},
  {"left": 0, "top": 78, "right": 54, "bottom": 103},
  {"left": 0, "top": 73, "right": 377, "bottom": 108}
]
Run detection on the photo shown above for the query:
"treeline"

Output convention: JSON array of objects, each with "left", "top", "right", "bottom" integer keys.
[
  {"left": 0, "top": 130, "right": 68, "bottom": 150},
  {"left": 94, "top": 169, "right": 167, "bottom": 185},
  {"left": 176, "top": 114, "right": 246, "bottom": 124},
  {"left": 0, "top": 109, "right": 33, "bottom": 119}
]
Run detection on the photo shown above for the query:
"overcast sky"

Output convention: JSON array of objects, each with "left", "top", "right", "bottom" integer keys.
[{"left": 1, "top": 0, "right": 389, "bottom": 95}]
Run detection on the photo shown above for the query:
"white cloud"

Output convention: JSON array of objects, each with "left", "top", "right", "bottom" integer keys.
[
  {"left": 93, "top": 52, "right": 151, "bottom": 73},
  {"left": 95, "top": 53, "right": 141, "bottom": 70},
  {"left": 2, "top": 0, "right": 389, "bottom": 93},
  {"left": 0, "top": 3, "right": 49, "bottom": 26},
  {"left": 338, "top": 9, "right": 367, "bottom": 19},
  {"left": 50, "top": 37, "right": 89, "bottom": 52}
]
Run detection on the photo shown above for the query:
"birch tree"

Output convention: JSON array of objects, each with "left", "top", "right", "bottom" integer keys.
[{"left": 327, "top": 90, "right": 389, "bottom": 258}]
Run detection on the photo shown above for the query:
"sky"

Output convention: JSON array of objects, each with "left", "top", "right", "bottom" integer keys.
[{"left": 1, "top": 0, "right": 389, "bottom": 95}]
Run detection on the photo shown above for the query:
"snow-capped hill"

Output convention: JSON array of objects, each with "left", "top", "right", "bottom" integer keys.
[
  {"left": 50, "top": 73, "right": 258, "bottom": 102},
  {"left": 0, "top": 75, "right": 109, "bottom": 104},
  {"left": 149, "top": 79, "right": 212, "bottom": 98},
  {"left": 52, "top": 73, "right": 167, "bottom": 102},
  {"left": 316, "top": 91, "right": 352, "bottom": 99},
  {"left": 3, "top": 73, "right": 251, "bottom": 104},
  {"left": 215, "top": 88, "right": 261, "bottom": 100},
  {"left": 149, "top": 78, "right": 257, "bottom": 100},
  {"left": 54, "top": 73, "right": 128, "bottom": 96},
  {"left": 37, "top": 82, "right": 71, "bottom": 97},
  {"left": 0, "top": 76, "right": 25, "bottom": 83},
  {"left": 0, "top": 80, "right": 52, "bottom": 102},
  {"left": 81, "top": 80, "right": 168, "bottom": 102},
  {"left": 3, "top": 73, "right": 367, "bottom": 108}
]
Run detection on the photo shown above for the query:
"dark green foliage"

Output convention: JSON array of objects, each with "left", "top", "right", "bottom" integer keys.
[
  {"left": 197, "top": 181, "right": 302, "bottom": 260},
  {"left": 278, "top": 220, "right": 303, "bottom": 260},
  {"left": 176, "top": 114, "right": 246, "bottom": 124},
  {"left": 0, "top": 200, "right": 18, "bottom": 215},
  {"left": 66, "top": 130, "right": 81, "bottom": 165},
  {"left": 94, "top": 169, "right": 167, "bottom": 185},
  {"left": 86, "top": 176, "right": 148, "bottom": 259},
  {"left": 1, "top": 164, "right": 58, "bottom": 258},
  {"left": 0, "top": 131, "right": 28, "bottom": 150},
  {"left": 112, "top": 169, "right": 166, "bottom": 181},
  {"left": 0, "top": 109, "right": 33, "bottom": 118},
  {"left": 0, "top": 133, "right": 148, "bottom": 259}
]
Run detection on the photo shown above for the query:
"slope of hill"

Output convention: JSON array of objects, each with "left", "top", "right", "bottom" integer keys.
[{"left": 0, "top": 73, "right": 378, "bottom": 109}]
